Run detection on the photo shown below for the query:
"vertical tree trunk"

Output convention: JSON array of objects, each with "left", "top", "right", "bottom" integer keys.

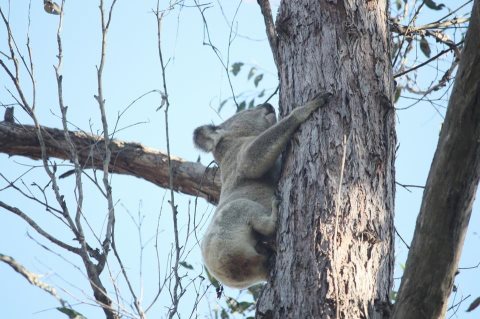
[{"left": 256, "top": 1, "right": 395, "bottom": 318}]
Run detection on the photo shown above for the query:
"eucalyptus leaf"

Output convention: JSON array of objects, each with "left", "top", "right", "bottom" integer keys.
[
  {"left": 179, "top": 261, "right": 194, "bottom": 270},
  {"left": 231, "top": 62, "right": 244, "bottom": 76},
  {"left": 424, "top": 0, "right": 445, "bottom": 10},
  {"left": 419, "top": 36, "right": 431, "bottom": 58},
  {"left": 254, "top": 74, "right": 264, "bottom": 87}
]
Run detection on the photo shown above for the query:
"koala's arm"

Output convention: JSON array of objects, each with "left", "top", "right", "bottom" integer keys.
[{"left": 238, "top": 92, "right": 331, "bottom": 179}]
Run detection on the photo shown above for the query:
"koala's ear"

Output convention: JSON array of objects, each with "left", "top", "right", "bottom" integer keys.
[{"left": 193, "top": 125, "right": 222, "bottom": 152}]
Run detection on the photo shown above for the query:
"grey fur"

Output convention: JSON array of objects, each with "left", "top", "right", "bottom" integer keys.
[{"left": 193, "top": 93, "right": 331, "bottom": 288}]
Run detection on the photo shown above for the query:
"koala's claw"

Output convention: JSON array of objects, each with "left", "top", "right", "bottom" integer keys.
[{"left": 312, "top": 91, "right": 333, "bottom": 106}]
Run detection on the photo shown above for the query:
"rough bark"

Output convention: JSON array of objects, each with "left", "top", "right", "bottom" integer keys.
[
  {"left": 392, "top": 1, "right": 480, "bottom": 318},
  {"left": 0, "top": 121, "right": 220, "bottom": 204},
  {"left": 256, "top": 1, "right": 395, "bottom": 318}
]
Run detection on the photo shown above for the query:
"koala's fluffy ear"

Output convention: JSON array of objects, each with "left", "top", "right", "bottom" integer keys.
[{"left": 193, "top": 125, "right": 222, "bottom": 152}]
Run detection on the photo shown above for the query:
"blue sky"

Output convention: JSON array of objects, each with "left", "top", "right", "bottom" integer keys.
[{"left": 0, "top": 0, "right": 478, "bottom": 318}]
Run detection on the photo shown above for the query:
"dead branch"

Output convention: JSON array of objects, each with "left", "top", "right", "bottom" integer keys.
[
  {"left": 0, "top": 121, "right": 221, "bottom": 204},
  {"left": 0, "top": 201, "right": 80, "bottom": 253}
]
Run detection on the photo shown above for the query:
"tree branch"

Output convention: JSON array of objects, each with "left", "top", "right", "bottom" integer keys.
[
  {"left": 0, "top": 253, "right": 69, "bottom": 307},
  {"left": 257, "top": 0, "right": 279, "bottom": 70},
  {"left": 0, "top": 122, "right": 221, "bottom": 204},
  {"left": 392, "top": 1, "right": 480, "bottom": 317},
  {"left": 0, "top": 201, "right": 81, "bottom": 254}
]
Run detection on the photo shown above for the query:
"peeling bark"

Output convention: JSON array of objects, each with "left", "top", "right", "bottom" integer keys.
[{"left": 0, "top": 122, "right": 220, "bottom": 204}]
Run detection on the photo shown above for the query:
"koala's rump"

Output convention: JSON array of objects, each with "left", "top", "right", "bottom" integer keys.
[{"left": 201, "top": 201, "right": 269, "bottom": 288}]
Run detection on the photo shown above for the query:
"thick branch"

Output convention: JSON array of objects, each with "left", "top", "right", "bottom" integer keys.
[
  {"left": 392, "top": 1, "right": 480, "bottom": 318},
  {"left": 0, "top": 122, "right": 220, "bottom": 204}
]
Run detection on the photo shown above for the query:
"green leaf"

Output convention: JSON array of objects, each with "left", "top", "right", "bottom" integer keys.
[
  {"left": 236, "top": 301, "right": 254, "bottom": 313},
  {"left": 179, "top": 261, "right": 193, "bottom": 270},
  {"left": 394, "top": 87, "right": 402, "bottom": 103},
  {"left": 395, "top": 0, "right": 402, "bottom": 10},
  {"left": 56, "top": 307, "right": 87, "bottom": 319},
  {"left": 204, "top": 266, "right": 221, "bottom": 290},
  {"left": 253, "top": 74, "right": 264, "bottom": 87},
  {"left": 419, "top": 36, "right": 431, "bottom": 58},
  {"left": 467, "top": 296, "right": 480, "bottom": 312},
  {"left": 220, "top": 309, "right": 229, "bottom": 319},
  {"left": 248, "top": 99, "right": 255, "bottom": 108},
  {"left": 226, "top": 297, "right": 238, "bottom": 310},
  {"left": 423, "top": 0, "right": 445, "bottom": 10},
  {"left": 389, "top": 290, "right": 398, "bottom": 302},
  {"left": 237, "top": 101, "right": 246, "bottom": 112},
  {"left": 247, "top": 67, "right": 256, "bottom": 80},
  {"left": 226, "top": 297, "right": 254, "bottom": 314},
  {"left": 231, "top": 62, "right": 244, "bottom": 76},
  {"left": 258, "top": 89, "right": 265, "bottom": 98},
  {"left": 247, "top": 283, "right": 263, "bottom": 301}
]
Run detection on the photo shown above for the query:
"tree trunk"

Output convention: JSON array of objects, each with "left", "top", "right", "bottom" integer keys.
[
  {"left": 392, "top": 1, "right": 480, "bottom": 317},
  {"left": 256, "top": 1, "right": 395, "bottom": 318}
]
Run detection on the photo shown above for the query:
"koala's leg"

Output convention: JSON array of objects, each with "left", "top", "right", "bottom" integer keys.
[
  {"left": 238, "top": 92, "right": 331, "bottom": 179},
  {"left": 248, "top": 198, "right": 278, "bottom": 237}
]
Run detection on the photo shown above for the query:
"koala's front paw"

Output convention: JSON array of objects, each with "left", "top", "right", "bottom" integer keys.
[
  {"left": 292, "top": 92, "right": 332, "bottom": 122},
  {"left": 308, "top": 91, "right": 333, "bottom": 112},
  {"left": 305, "top": 92, "right": 333, "bottom": 113}
]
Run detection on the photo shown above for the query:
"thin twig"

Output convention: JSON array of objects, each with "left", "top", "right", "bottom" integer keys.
[
  {"left": 95, "top": 0, "right": 118, "bottom": 275},
  {"left": 193, "top": 0, "right": 239, "bottom": 107},
  {"left": 394, "top": 41, "right": 464, "bottom": 78},
  {"left": 155, "top": 3, "right": 183, "bottom": 318},
  {"left": 0, "top": 201, "right": 80, "bottom": 253},
  {"left": 394, "top": 226, "right": 410, "bottom": 250}
]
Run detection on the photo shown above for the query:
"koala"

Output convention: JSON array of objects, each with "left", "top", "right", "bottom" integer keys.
[{"left": 193, "top": 93, "right": 331, "bottom": 289}]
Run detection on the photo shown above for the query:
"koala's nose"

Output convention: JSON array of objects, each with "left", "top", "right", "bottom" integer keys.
[{"left": 262, "top": 103, "right": 275, "bottom": 114}]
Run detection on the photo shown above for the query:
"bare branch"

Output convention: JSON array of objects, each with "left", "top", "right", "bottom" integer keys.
[
  {"left": 95, "top": 0, "right": 118, "bottom": 276},
  {"left": 394, "top": 41, "right": 463, "bottom": 78},
  {"left": 0, "top": 201, "right": 81, "bottom": 253},
  {"left": 155, "top": 3, "right": 183, "bottom": 318},
  {"left": 0, "top": 253, "right": 69, "bottom": 307},
  {"left": 0, "top": 122, "right": 221, "bottom": 203}
]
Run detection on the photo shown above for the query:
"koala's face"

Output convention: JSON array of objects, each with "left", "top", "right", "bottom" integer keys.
[{"left": 194, "top": 104, "right": 276, "bottom": 154}]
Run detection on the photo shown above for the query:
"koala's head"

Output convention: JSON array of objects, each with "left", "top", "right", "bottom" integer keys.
[{"left": 193, "top": 104, "right": 276, "bottom": 156}]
